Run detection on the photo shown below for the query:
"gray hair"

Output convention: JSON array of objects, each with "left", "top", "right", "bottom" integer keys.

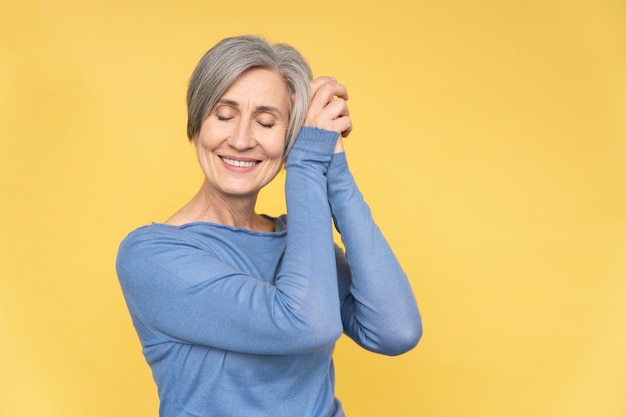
[{"left": 186, "top": 35, "right": 312, "bottom": 154}]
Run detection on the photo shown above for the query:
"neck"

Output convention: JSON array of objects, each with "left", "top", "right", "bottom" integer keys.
[{"left": 166, "top": 180, "right": 274, "bottom": 232}]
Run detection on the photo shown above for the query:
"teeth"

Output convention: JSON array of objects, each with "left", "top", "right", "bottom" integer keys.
[{"left": 222, "top": 157, "right": 257, "bottom": 168}]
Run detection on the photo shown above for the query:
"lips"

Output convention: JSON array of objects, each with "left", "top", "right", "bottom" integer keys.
[{"left": 221, "top": 156, "right": 259, "bottom": 168}]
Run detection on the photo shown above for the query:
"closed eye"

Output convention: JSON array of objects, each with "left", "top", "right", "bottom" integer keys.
[{"left": 214, "top": 104, "right": 236, "bottom": 121}]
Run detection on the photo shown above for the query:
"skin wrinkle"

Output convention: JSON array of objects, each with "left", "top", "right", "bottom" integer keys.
[{"left": 116, "top": 36, "right": 420, "bottom": 417}]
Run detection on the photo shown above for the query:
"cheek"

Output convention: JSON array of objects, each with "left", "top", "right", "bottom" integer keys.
[
  {"left": 270, "top": 140, "right": 286, "bottom": 158},
  {"left": 256, "top": 129, "right": 287, "bottom": 159},
  {"left": 197, "top": 120, "right": 229, "bottom": 146},
  {"left": 272, "top": 145, "right": 286, "bottom": 162}
]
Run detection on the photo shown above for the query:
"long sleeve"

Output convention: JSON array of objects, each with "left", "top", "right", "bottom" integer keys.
[
  {"left": 327, "top": 151, "right": 422, "bottom": 356},
  {"left": 116, "top": 127, "right": 343, "bottom": 356}
]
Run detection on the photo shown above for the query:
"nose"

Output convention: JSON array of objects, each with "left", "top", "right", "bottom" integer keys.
[{"left": 227, "top": 120, "right": 255, "bottom": 150}]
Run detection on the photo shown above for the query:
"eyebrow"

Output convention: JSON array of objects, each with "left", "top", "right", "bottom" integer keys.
[{"left": 217, "top": 99, "right": 285, "bottom": 117}]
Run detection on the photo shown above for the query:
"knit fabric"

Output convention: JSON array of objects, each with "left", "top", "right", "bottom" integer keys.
[{"left": 116, "top": 127, "right": 421, "bottom": 417}]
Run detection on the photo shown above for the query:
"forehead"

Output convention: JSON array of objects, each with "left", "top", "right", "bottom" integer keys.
[{"left": 221, "top": 68, "right": 290, "bottom": 108}]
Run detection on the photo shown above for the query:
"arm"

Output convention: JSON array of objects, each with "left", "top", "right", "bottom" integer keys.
[
  {"left": 328, "top": 152, "right": 422, "bottom": 355},
  {"left": 305, "top": 76, "right": 421, "bottom": 355},
  {"left": 116, "top": 127, "right": 342, "bottom": 355}
]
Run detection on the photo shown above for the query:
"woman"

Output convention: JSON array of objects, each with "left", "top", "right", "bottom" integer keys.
[{"left": 116, "top": 35, "right": 421, "bottom": 417}]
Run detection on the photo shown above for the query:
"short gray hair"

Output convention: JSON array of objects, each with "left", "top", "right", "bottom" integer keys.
[{"left": 186, "top": 35, "right": 312, "bottom": 154}]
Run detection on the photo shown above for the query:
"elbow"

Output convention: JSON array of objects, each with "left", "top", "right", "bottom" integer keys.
[
  {"left": 370, "top": 316, "right": 423, "bottom": 356},
  {"left": 285, "top": 317, "right": 344, "bottom": 353},
  {"left": 272, "top": 293, "right": 344, "bottom": 353},
  {"left": 300, "top": 326, "right": 344, "bottom": 353},
  {"left": 385, "top": 318, "right": 423, "bottom": 356},
  {"left": 317, "top": 322, "right": 344, "bottom": 350}
]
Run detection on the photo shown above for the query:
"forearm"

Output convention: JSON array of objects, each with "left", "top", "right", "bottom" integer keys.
[
  {"left": 327, "top": 152, "right": 422, "bottom": 355},
  {"left": 117, "top": 128, "right": 346, "bottom": 355},
  {"left": 277, "top": 127, "right": 344, "bottom": 344}
]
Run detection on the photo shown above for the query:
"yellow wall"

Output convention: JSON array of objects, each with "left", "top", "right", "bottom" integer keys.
[{"left": 1, "top": 1, "right": 625, "bottom": 416}]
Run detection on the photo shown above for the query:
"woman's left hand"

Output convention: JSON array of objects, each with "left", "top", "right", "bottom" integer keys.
[{"left": 305, "top": 76, "right": 352, "bottom": 153}]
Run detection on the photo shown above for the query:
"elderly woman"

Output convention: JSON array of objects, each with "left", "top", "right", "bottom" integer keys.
[{"left": 116, "top": 35, "right": 421, "bottom": 417}]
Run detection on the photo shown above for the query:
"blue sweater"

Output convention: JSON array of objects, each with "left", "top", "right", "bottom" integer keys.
[{"left": 116, "top": 127, "right": 422, "bottom": 417}]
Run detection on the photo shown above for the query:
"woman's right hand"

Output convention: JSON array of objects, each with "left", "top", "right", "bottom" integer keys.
[{"left": 305, "top": 77, "right": 352, "bottom": 153}]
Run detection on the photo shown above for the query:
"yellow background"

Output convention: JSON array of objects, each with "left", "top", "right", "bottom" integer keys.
[{"left": 1, "top": 1, "right": 625, "bottom": 416}]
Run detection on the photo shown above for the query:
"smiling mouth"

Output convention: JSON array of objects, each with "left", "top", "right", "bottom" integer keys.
[{"left": 221, "top": 156, "right": 259, "bottom": 168}]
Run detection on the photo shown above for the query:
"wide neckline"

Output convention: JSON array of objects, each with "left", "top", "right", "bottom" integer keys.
[{"left": 149, "top": 214, "right": 287, "bottom": 235}]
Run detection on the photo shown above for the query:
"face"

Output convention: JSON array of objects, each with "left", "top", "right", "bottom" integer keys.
[{"left": 196, "top": 68, "right": 291, "bottom": 200}]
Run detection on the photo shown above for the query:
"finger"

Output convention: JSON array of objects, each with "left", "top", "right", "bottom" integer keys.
[
  {"left": 333, "top": 115, "right": 352, "bottom": 138},
  {"left": 309, "top": 76, "right": 335, "bottom": 100},
  {"left": 323, "top": 97, "right": 350, "bottom": 120},
  {"left": 310, "top": 76, "right": 334, "bottom": 91},
  {"left": 317, "top": 79, "right": 348, "bottom": 101},
  {"left": 332, "top": 82, "right": 348, "bottom": 101},
  {"left": 309, "top": 80, "right": 337, "bottom": 109},
  {"left": 310, "top": 78, "right": 347, "bottom": 102},
  {"left": 309, "top": 82, "right": 348, "bottom": 118},
  {"left": 341, "top": 123, "right": 352, "bottom": 138}
]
